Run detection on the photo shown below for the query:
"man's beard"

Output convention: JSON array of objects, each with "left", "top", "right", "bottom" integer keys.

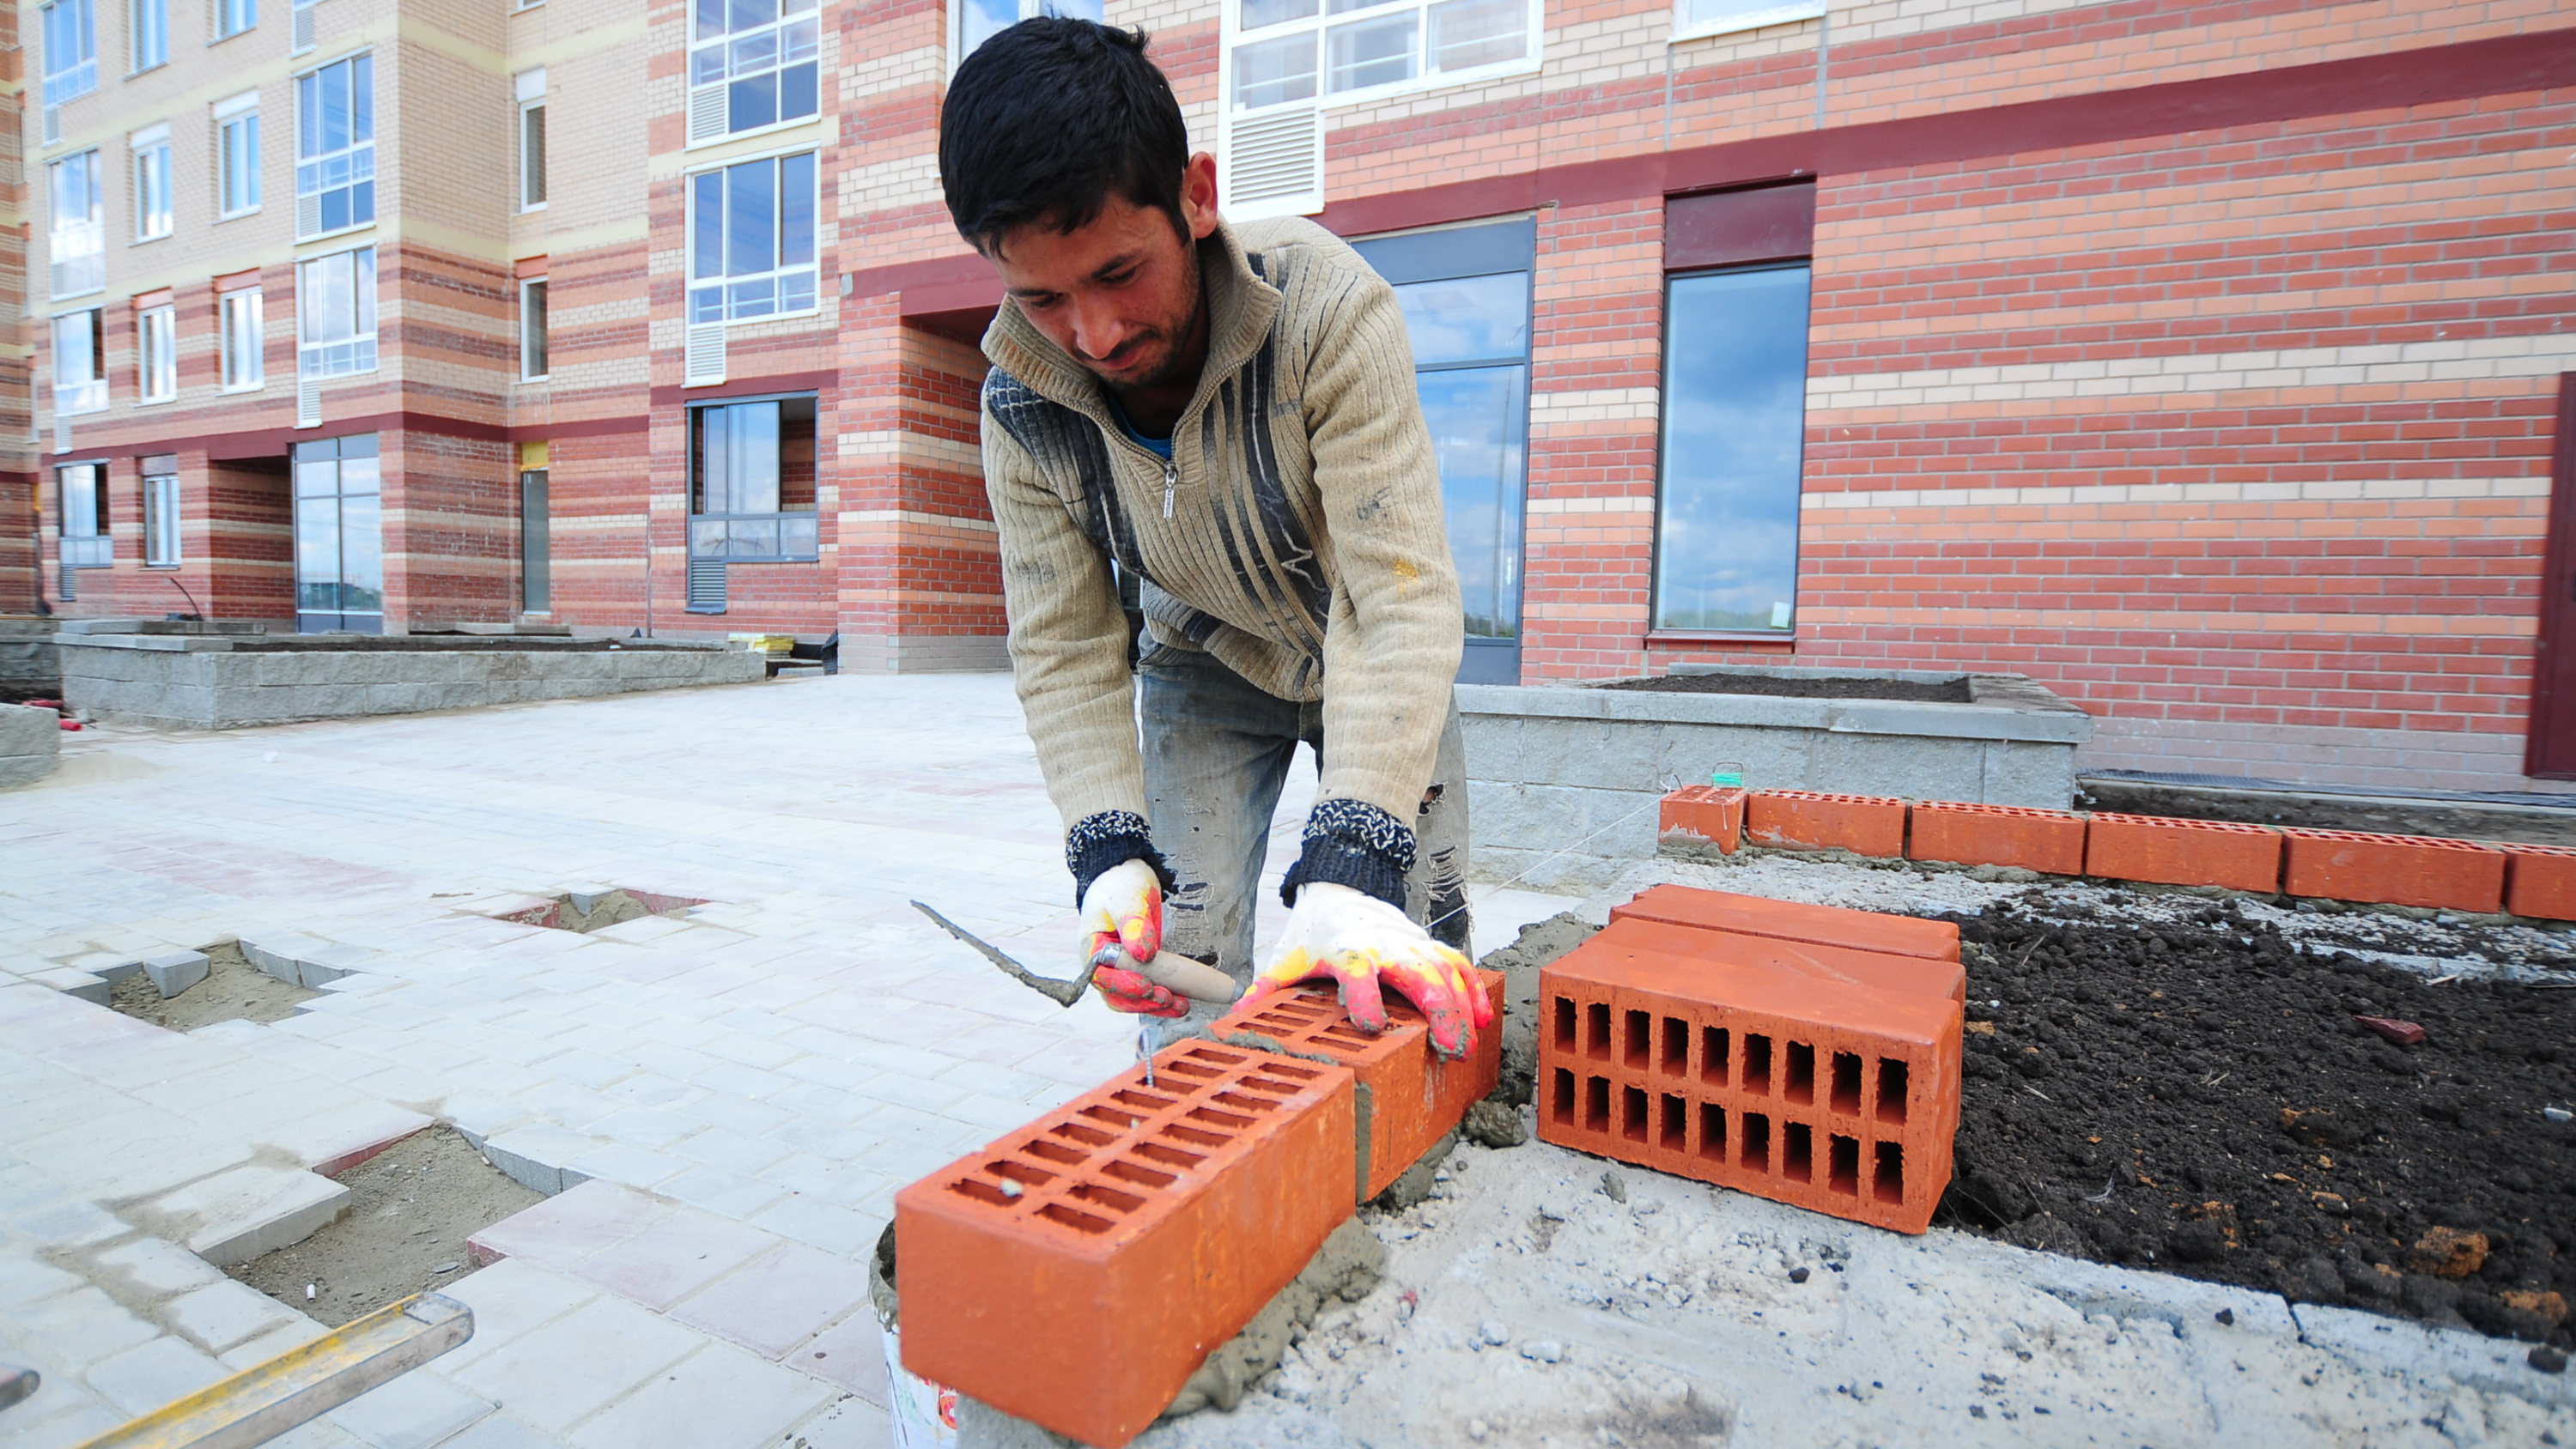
[{"left": 1101, "top": 237, "right": 1205, "bottom": 395}]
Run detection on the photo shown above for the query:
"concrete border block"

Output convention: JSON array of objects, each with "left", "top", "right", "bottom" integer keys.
[
  {"left": 144, "top": 1164, "right": 350, "bottom": 1267},
  {"left": 29, "top": 967, "right": 110, "bottom": 1004},
  {"left": 143, "top": 950, "right": 212, "bottom": 998}
]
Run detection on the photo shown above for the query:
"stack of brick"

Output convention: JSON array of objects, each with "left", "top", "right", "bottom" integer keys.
[
  {"left": 1661, "top": 787, "right": 2573, "bottom": 921},
  {"left": 1538, "top": 884, "right": 1965, "bottom": 1235},
  {"left": 893, "top": 972, "right": 1503, "bottom": 1446}
]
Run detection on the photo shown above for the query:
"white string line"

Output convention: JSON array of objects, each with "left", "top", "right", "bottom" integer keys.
[{"left": 1419, "top": 775, "right": 1684, "bottom": 936}]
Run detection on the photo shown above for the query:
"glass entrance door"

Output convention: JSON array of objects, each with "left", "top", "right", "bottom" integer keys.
[
  {"left": 293, "top": 433, "right": 382, "bottom": 633},
  {"left": 1352, "top": 219, "right": 1534, "bottom": 684}
]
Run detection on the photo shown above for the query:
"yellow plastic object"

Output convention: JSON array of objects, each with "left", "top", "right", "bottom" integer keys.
[
  {"left": 728, "top": 633, "right": 794, "bottom": 656},
  {"left": 73, "top": 1293, "right": 472, "bottom": 1449}
]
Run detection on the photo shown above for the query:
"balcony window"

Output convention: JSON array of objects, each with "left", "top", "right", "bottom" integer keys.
[
  {"left": 58, "top": 463, "right": 111, "bottom": 571},
  {"left": 956, "top": 0, "right": 1099, "bottom": 68},
  {"left": 687, "top": 152, "right": 817, "bottom": 324},
  {"left": 218, "top": 104, "right": 262, "bottom": 217},
  {"left": 131, "top": 0, "right": 167, "bottom": 70},
  {"left": 297, "top": 246, "right": 376, "bottom": 379},
  {"left": 216, "top": 0, "right": 254, "bottom": 38},
  {"left": 143, "top": 458, "right": 179, "bottom": 567},
  {"left": 49, "top": 152, "right": 106, "bottom": 300},
  {"left": 222, "top": 288, "right": 264, "bottom": 391},
  {"left": 133, "top": 133, "right": 173, "bottom": 240},
  {"left": 53, "top": 310, "right": 107, "bottom": 416},
  {"left": 296, "top": 53, "right": 374, "bottom": 239},
  {"left": 520, "top": 278, "right": 548, "bottom": 380},
  {"left": 1673, "top": 0, "right": 1822, "bottom": 42},
  {"left": 689, "top": 395, "right": 819, "bottom": 561},
  {"left": 137, "top": 304, "right": 177, "bottom": 403},
  {"left": 1228, "top": 0, "right": 1534, "bottom": 114},
  {"left": 42, "top": 0, "right": 97, "bottom": 108},
  {"left": 690, "top": 0, "right": 818, "bottom": 137}
]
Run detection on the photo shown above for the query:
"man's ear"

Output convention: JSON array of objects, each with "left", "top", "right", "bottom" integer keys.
[{"left": 1179, "top": 152, "right": 1221, "bottom": 241}]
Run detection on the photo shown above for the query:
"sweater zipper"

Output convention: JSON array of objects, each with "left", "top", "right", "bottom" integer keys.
[{"left": 1161, "top": 458, "right": 1177, "bottom": 519}]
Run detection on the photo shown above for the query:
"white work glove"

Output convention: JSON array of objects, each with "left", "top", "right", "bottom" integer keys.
[
  {"left": 1078, "top": 858, "right": 1181, "bottom": 1017},
  {"left": 1242, "top": 882, "right": 1491, "bottom": 1059}
]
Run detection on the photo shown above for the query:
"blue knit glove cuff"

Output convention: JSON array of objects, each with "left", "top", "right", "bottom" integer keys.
[
  {"left": 1066, "top": 810, "right": 1175, "bottom": 908},
  {"left": 1279, "top": 798, "right": 1413, "bottom": 913}
]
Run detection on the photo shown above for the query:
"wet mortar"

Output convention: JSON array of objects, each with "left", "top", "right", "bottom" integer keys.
[
  {"left": 230, "top": 1125, "right": 543, "bottom": 1326},
  {"left": 109, "top": 942, "right": 315, "bottom": 1030}
]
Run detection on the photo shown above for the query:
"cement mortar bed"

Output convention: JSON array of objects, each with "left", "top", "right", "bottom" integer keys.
[{"left": 58, "top": 630, "right": 769, "bottom": 729}]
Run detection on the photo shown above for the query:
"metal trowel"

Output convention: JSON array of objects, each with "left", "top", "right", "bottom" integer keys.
[{"left": 910, "top": 900, "right": 1240, "bottom": 1008}]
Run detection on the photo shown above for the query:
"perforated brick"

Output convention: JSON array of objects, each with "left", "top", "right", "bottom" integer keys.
[
  {"left": 896, "top": 1042, "right": 1356, "bottom": 1448},
  {"left": 2279, "top": 828, "right": 2506, "bottom": 912},
  {"left": 1595, "top": 917, "right": 1965, "bottom": 1004},
  {"left": 2083, "top": 814, "right": 2281, "bottom": 893},
  {"left": 1211, "top": 969, "right": 1504, "bottom": 1201},
  {"left": 1746, "top": 790, "right": 1909, "bottom": 858},
  {"left": 2503, "top": 844, "right": 2576, "bottom": 921},
  {"left": 1537, "top": 936, "right": 1960, "bottom": 1234},
  {"left": 1908, "top": 801, "right": 2086, "bottom": 876},
  {"left": 1658, "top": 785, "right": 1746, "bottom": 853},
  {"left": 1608, "top": 883, "right": 1960, "bottom": 963}
]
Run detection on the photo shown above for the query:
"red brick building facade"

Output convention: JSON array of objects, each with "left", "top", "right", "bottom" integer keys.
[{"left": 11, "top": 0, "right": 2573, "bottom": 791}]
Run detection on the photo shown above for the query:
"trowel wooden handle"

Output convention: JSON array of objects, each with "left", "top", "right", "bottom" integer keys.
[{"left": 1123, "top": 950, "right": 1241, "bottom": 1005}]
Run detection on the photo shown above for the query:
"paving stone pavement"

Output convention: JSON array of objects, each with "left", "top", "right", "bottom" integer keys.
[{"left": 0, "top": 673, "right": 1575, "bottom": 1447}]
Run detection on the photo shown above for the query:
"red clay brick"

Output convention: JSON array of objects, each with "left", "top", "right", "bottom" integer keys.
[
  {"left": 1210, "top": 969, "right": 1504, "bottom": 1202},
  {"left": 1907, "top": 801, "right": 2087, "bottom": 876},
  {"left": 1595, "top": 917, "right": 1966, "bottom": 1005},
  {"left": 2279, "top": 828, "right": 2506, "bottom": 913},
  {"left": 1658, "top": 785, "right": 1747, "bottom": 853},
  {"left": 2083, "top": 814, "right": 2282, "bottom": 893},
  {"left": 1609, "top": 882, "right": 1961, "bottom": 963},
  {"left": 896, "top": 1042, "right": 1356, "bottom": 1447},
  {"left": 2502, "top": 844, "right": 2576, "bottom": 921},
  {"left": 1746, "top": 791, "right": 1909, "bottom": 858},
  {"left": 1538, "top": 935, "right": 1962, "bottom": 1234}
]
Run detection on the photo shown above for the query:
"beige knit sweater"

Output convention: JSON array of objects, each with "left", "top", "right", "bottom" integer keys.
[{"left": 980, "top": 215, "right": 1463, "bottom": 831}]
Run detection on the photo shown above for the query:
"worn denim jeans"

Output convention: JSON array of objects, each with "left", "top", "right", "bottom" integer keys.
[{"left": 1138, "top": 643, "right": 1472, "bottom": 999}]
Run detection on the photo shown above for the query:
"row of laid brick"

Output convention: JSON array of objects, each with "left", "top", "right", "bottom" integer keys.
[
  {"left": 1659, "top": 785, "right": 2576, "bottom": 919},
  {"left": 1539, "top": 883, "right": 1965, "bottom": 1236},
  {"left": 894, "top": 973, "right": 1504, "bottom": 1447}
]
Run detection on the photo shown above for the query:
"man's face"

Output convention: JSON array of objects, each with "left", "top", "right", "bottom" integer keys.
[{"left": 989, "top": 153, "right": 1221, "bottom": 394}]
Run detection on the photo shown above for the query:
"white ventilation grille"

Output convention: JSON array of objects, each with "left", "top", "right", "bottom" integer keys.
[
  {"left": 686, "top": 559, "right": 727, "bottom": 613},
  {"left": 684, "top": 324, "right": 727, "bottom": 386},
  {"left": 686, "top": 84, "right": 726, "bottom": 146},
  {"left": 297, "top": 378, "right": 323, "bottom": 427},
  {"left": 295, "top": 192, "right": 322, "bottom": 239},
  {"left": 291, "top": 1, "right": 316, "bottom": 52},
  {"left": 42, "top": 106, "right": 60, "bottom": 145},
  {"left": 1224, "top": 106, "right": 1323, "bottom": 220}
]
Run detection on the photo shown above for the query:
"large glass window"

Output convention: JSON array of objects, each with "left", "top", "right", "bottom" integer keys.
[
  {"left": 293, "top": 434, "right": 382, "bottom": 632},
  {"left": 49, "top": 152, "right": 106, "bottom": 300},
  {"left": 691, "top": 0, "right": 818, "bottom": 136},
  {"left": 130, "top": 0, "right": 167, "bottom": 70},
  {"left": 137, "top": 304, "right": 177, "bottom": 403},
  {"left": 58, "top": 463, "right": 111, "bottom": 570},
  {"left": 956, "top": 0, "right": 1100, "bottom": 67},
  {"left": 41, "top": 0, "right": 97, "bottom": 108},
  {"left": 53, "top": 310, "right": 107, "bottom": 415},
  {"left": 688, "top": 153, "right": 817, "bottom": 324},
  {"left": 298, "top": 246, "right": 377, "bottom": 378},
  {"left": 1654, "top": 264, "right": 1812, "bottom": 634},
  {"left": 1230, "top": 0, "right": 1532, "bottom": 113},
  {"left": 143, "top": 457, "right": 180, "bottom": 567},
  {"left": 296, "top": 53, "right": 374, "bottom": 237},
  {"left": 689, "top": 396, "right": 819, "bottom": 561},
  {"left": 219, "top": 107, "right": 262, "bottom": 217},
  {"left": 133, "top": 136, "right": 173, "bottom": 240},
  {"left": 221, "top": 288, "right": 264, "bottom": 390}
]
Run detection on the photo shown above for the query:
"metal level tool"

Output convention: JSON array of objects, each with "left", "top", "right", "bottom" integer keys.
[
  {"left": 911, "top": 900, "right": 1238, "bottom": 1006},
  {"left": 68, "top": 1293, "right": 472, "bottom": 1449}
]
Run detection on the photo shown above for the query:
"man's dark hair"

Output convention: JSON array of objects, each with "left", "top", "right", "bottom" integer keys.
[{"left": 939, "top": 17, "right": 1189, "bottom": 255}]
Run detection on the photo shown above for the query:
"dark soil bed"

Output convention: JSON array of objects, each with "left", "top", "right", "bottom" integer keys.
[
  {"left": 2079, "top": 778, "right": 2576, "bottom": 850},
  {"left": 1596, "top": 673, "right": 1971, "bottom": 704},
  {"left": 1944, "top": 899, "right": 2574, "bottom": 1348}
]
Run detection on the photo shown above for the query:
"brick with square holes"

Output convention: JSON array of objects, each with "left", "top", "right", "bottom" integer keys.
[
  {"left": 1745, "top": 790, "right": 1909, "bottom": 858},
  {"left": 1593, "top": 916, "right": 1965, "bottom": 1004},
  {"left": 1907, "top": 801, "right": 2087, "bottom": 876},
  {"left": 2082, "top": 813, "right": 2281, "bottom": 892},
  {"left": 2503, "top": 843, "right": 2576, "bottom": 920},
  {"left": 1536, "top": 932, "right": 1962, "bottom": 1234},
  {"left": 2279, "top": 828, "right": 2506, "bottom": 912},
  {"left": 1608, "top": 882, "right": 1960, "bottom": 963},
  {"left": 895, "top": 1042, "right": 1356, "bottom": 1448},
  {"left": 1659, "top": 785, "right": 1747, "bottom": 853},
  {"left": 1210, "top": 968, "right": 1504, "bottom": 1201}
]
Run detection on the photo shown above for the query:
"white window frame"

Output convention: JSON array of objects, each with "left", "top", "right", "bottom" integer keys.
[
  {"left": 137, "top": 303, "right": 177, "bottom": 403},
  {"left": 53, "top": 309, "right": 108, "bottom": 416},
  {"left": 517, "top": 68, "right": 548, "bottom": 211},
  {"left": 295, "top": 52, "right": 375, "bottom": 242},
  {"left": 950, "top": 0, "right": 1099, "bottom": 72},
  {"left": 1220, "top": 0, "right": 1541, "bottom": 120},
  {"left": 49, "top": 151, "right": 106, "bottom": 300},
  {"left": 144, "top": 466, "right": 181, "bottom": 567},
  {"left": 41, "top": 0, "right": 98, "bottom": 109},
  {"left": 129, "top": 0, "right": 167, "bottom": 71},
  {"left": 216, "top": 93, "right": 262, "bottom": 219},
  {"left": 1671, "top": 0, "right": 1823, "bottom": 42},
  {"left": 131, "top": 125, "right": 173, "bottom": 242},
  {"left": 215, "top": 0, "right": 254, "bottom": 39},
  {"left": 684, "top": 149, "right": 821, "bottom": 326},
  {"left": 296, "top": 246, "right": 377, "bottom": 379},
  {"left": 519, "top": 276, "right": 548, "bottom": 380},
  {"left": 220, "top": 287, "right": 264, "bottom": 391},
  {"left": 686, "top": 0, "right": 821, "bottom": 147}
]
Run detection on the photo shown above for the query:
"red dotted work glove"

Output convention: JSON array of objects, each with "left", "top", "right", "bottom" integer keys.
[
  {"left": 1079, "top": 858, "right": 1184, "bottom": 1017},
  {"left": 1242, "top": 882, "right": 1491, "bottom": 1059}
]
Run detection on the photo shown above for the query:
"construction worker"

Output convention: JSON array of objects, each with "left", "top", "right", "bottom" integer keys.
[{"left": 939, "top": 17, "right": 1492, "bottom": 1058}]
